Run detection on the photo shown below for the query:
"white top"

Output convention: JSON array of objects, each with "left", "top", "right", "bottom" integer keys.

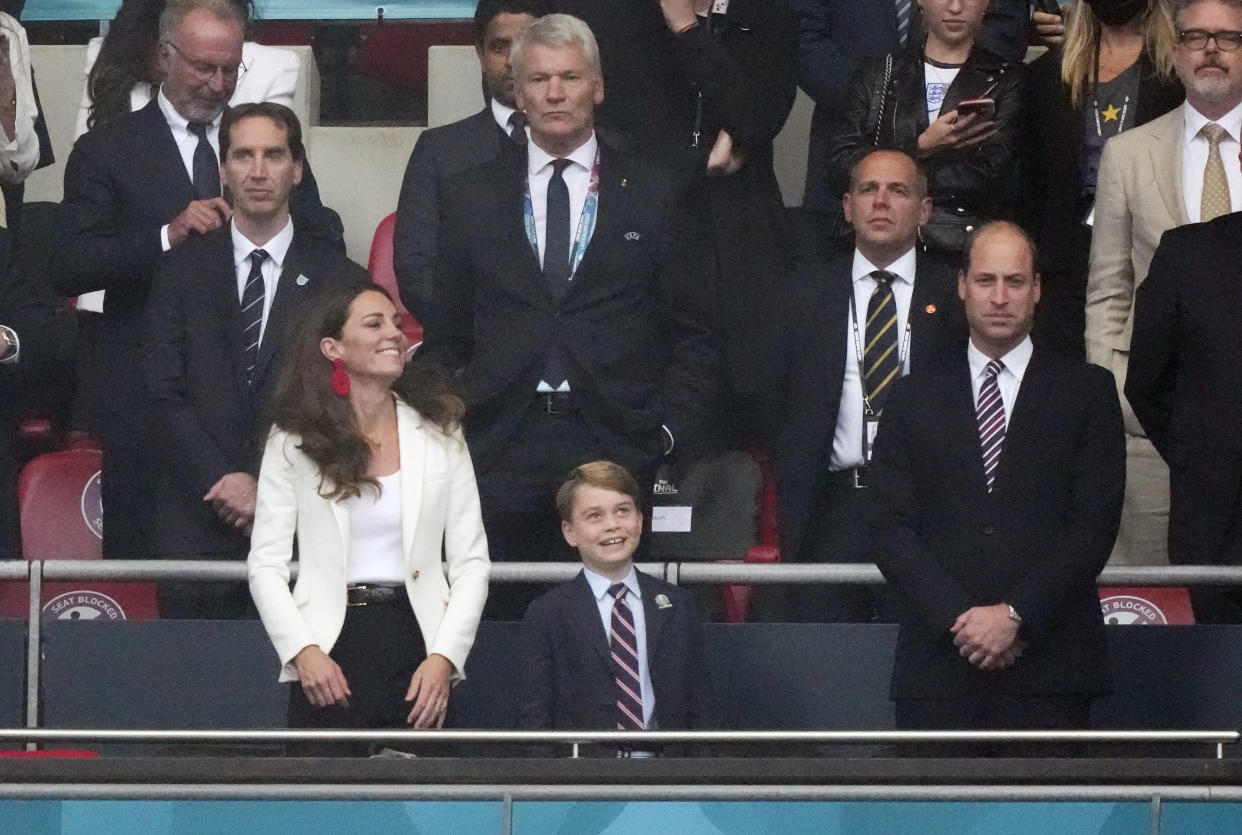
[
  {"left": 344, "top": 471, "right": 407, "bottom": 585},
  {"left": 232, "top": 216, "right": 293, "bottom": 346},
  {"left": 832, "top": 246, "right": 917, "bottom": 471},
  {"left": 526, "top": 131, "right": 598, "bottom": 269},
  {"left": 0, "top": 14, "right": 41, "bottom": 191},
  {"left": 967, "top": 334, "right": 1034, "bottom": 419},
  {"left": 924, "top": 61, "right": 961, "bottom": 122},
  {"left": 583, "top": 565, "right": 655, "bottom": 727},
  {"left": 1181, "top": 99, "right": 1242, "bottom": 223},
  {"left": 490, "top": 97, "right": 519, "bottom": 135}
]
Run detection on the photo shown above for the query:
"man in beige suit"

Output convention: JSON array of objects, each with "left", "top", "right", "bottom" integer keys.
[{"left": 1087, "top": 0, "right": 1242, "bottom": 566}]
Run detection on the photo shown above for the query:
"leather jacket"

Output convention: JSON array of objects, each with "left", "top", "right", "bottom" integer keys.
[{"left": 826, "top": 40, "right": 1025, "bottom": 250}]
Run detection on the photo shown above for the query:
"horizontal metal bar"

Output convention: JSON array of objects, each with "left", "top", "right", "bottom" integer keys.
[
  {"left": 0, "top": 728, "right": 1233, "bottom": 744},
  {"left": 26, "top": 560, "right": 1242, "bottom": 587},
  {"left": 1, "top": 783, "right": 1242, "bottom": 802}
]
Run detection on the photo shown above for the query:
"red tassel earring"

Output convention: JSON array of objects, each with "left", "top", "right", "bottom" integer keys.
[{"left": 330, "top": 357, "right": 351, "bottom": 395}]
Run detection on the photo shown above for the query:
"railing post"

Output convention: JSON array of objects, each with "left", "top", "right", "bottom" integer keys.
[{"left": 24, "top": 560, "right": 41, "bottom": 752}]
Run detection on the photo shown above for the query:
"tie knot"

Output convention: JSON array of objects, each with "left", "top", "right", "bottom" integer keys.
[
  {"left": 870, "top": 269, "right": 896, "bottom": 287},
  {"left": 249, "top": 248, "right": 269, "bottom": 268},
  {"left": 509, "top": 110, "right": 527, "bottom": 131},
  {"left": 187, "top": 120, "right": 211, "bottom": 139},
  {"left": 608, "top": 582, "right": 628, "bottom": 602},
  {"left": 1202, "top": 122, "right": 1230, "bottom": 146},
  {"left": 551, "top": 158, "right": 572, "bottom": 176},
  {"left": 985, "top": 359, "right": 1004, "bottom": 379}
]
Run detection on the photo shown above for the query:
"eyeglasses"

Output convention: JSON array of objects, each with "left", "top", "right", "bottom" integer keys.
[
  {"left": 1177, "top": 29, "right": 1242, "bottom": 51},
  {"left": 162, "top": 40, "right": 247, "bottom": 83}
]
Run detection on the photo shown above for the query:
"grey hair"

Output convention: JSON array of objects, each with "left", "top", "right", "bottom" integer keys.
[
  {"left": 1174, "top": 0, "right": 1242, "bottom": 20},
  {"left": 510, "top": 13, "right": 602, "bottom": 80},
  {"left": 158, "top": 0, "right": 245, "bottom": 43}
]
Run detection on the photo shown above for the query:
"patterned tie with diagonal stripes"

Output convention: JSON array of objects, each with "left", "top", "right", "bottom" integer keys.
[
  {"left": 895, "top": 0, "right": 912, "bottom": 45},
  {"left": 976, "top": 359, "right": 1006, "bottom": 492},
  {"left": 864, "top": 270, "right": 901, "bottom": 416},
  {"left": 608, "top": 582, "right": 645, "bottom": 730},
  {"left": 241, "top": 249, "right": 269, "bottom": 384}
]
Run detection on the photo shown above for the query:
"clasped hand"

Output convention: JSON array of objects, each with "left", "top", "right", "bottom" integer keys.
[{"left": 951, "top": 603, "right": 1024, "bottom": 671}]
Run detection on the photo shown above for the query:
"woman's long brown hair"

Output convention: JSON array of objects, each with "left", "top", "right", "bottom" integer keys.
[{"left": 267, "top": 280, "right": 464, "bottom": 501}]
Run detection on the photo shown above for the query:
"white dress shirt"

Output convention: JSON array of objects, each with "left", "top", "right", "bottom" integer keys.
[
  {"left": 527, "top": 131, "right": 598, "bottom": 270},
  {"left": 583, "top": 565, "right": 655, "bottom": 727},
  {"left": 832, "top": 246, "right": 918, "bottom": 471},
  {"left": 0, "top": 14, "right": 40, "bottom": 190},
  {"left": 232, "top": 216, "right": 293, "bottom": 347},
  {"left": 967, "top": 335, "right": 1033, "bottom": 419},
  {"left": 1181, "top": 99, "right": 1242, "bottom": 223},
  {"left": 157, "top": 89, "right": 223, "bottom": 252},
  {"left": 491, "top": 97, "right": 520, "bottom": 136}
]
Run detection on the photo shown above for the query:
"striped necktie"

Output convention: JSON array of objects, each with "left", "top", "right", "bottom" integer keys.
[
  {"left": 241, "top": 249, "right": 269, "bottom": 383},
  {"left": 608, "top": 583, "right": 645, "bottom": 730},
  {"left": 976, "top": 359, "right": 1006, "bottom": 492},
  {"left": 864, "top": 270, "right": 901, "bottom": 415},
  {"left": 896, "top": 0, "right": 913, "bottom": 45}
]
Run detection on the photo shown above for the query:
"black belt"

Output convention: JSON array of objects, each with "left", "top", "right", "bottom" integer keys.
[
  {"left": 826, "top": 467, "right": 869, "bottom": 490},
  {"left": 346, "top": 584, "right": 407, "bottom": 607},
  {"left": 534, "top": 391, "right": 574, "bottom": 414}
]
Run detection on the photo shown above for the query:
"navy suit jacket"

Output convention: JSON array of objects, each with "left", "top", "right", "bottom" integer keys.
[
  {"left": 516, "top": 569, "right": 709, "bottom": 733},
  {"left": 871, "top": 348, "right": 1124, "bottom": 699},
  {"left": 142, "top": 225, "right": 368, "bottom": 556}
]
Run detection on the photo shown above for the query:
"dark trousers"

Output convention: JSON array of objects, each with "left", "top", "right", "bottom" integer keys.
[
  {"left": 99, "top": 430, "right": 156, "bottom": 561},
  {"left": 895, "top": 693, "right": 1093, "bottom": 757},
  {"left": 156, "top": 548, "right": 254, "bottom": 620},
  {"left": 287, "top": 589, "right": 438, "bottom": 757},
  {"left": 474, "top": 394, "right": 658, "bottom": 620}
]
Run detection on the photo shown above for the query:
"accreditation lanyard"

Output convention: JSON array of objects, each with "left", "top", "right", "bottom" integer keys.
[
  {"left": 849, "top": 287, "right": 912, "bottom": 463},
  {"left": 523, "top": 148, "right": 602, "bottom": 279}
]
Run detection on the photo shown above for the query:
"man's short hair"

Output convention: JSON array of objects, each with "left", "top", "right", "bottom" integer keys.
[
  {"left": 158, "top": 0, "right": 245, "bottom": 43},
  {"left": 847, "top": 149, "right": 929, "bottom": 199},
  {"left": 472, "top": 0, "right": 552, "bottom": 44},
  {"left": 556, "top": 460, "right": 641, "bottom": 522},
  {"left": 219, "top": 102, "right": 305, "bottom": 162},
  {"left": 1175, "top": 0, "right": 1242, "bottom": 20},
  {"left": 960, "top": 220, "right": 1041, "bottom": 275},
  {"left": 510, "top": 13, "right": 602, "bottom": 80}
]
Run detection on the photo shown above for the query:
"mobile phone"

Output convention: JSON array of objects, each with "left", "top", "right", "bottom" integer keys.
[
  {"left": 1036, "top": 0, "right": 1062, "bottom": 15},
  {"left": 956, "top": 98, "right": 996, "bottom": 121}
]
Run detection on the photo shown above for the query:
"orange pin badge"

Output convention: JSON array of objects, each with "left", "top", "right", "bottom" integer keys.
[{"left": 925, "top": 304, "right": 937, "bottom": 314}]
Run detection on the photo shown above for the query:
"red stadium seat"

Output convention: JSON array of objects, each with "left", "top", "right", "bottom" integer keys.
[
  {"left": 368, "top": 212, "right": 423, "bottom": 346},
  {"left": 1098, "top": 586, "right": 1195, "bottom": 625},
  {"left": 720, "top": 447, "right": 781, "bottom": 623},
  {"left": 0, "top": 449, "right": 158, "bottom": 621}
]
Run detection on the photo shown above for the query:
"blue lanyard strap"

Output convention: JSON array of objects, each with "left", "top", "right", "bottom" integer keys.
[{"left": 523, "top": 147, "right": 602, "bottom": 279}]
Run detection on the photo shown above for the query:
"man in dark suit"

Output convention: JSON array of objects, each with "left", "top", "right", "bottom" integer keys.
[
  {"left": 771, "top": 149, "right": 965, "bottom": 622},
  {"left": 143, "top": 103, "right": 367, "bottom": 618},
  {"left": 871, "top": 221, "right": 1125, "bottom": 751},
  {"left": 51, "top": 0, "right": 341, "bottom": 561},
  {"left": 393, "top": 0, "right": 550, "bottom": 322},
  {"left": 418, "top": 14, "right": 718, "bottom": 617},
  {"left": 517, "top": 461, "right": 708, "bottom": 743},
  {"left": 1128, "top": 212, "right": 1242, "bottom": 623}
]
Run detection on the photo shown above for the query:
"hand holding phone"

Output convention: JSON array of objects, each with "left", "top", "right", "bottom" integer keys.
[{"left": 956, "top": 98, "right": 996, "bottom": 122}]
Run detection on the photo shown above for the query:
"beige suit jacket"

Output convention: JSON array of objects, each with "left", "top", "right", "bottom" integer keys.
[
  {"left": 248, "top": 399, "right": 491, "bottom": 683},
  {"left": 1086, "top": 106, "right": 1189, "bottom": 434}
]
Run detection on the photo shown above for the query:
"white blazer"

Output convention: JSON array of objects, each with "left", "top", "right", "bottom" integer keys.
[{"left": 248, "top": 399, "right": 490, "bottom": 684}]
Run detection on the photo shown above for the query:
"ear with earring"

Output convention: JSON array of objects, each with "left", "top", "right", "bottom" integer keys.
[{"left": 331, "top": 357, "right": 351, "bottom": 395}]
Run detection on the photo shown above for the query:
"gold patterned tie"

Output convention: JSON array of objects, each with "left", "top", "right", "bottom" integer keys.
[{"left": 1200, "top": 122, "right": 1232, "bottom": 222}]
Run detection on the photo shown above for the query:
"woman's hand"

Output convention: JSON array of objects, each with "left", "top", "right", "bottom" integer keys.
[
  {"left": 405, "top": 653, "right": 454, "bottom": 729},
  {"left": 916, "top": 109, "right": 997, "bottom": 158},
  {"left": 294, "top": 645, "right": 351, "bottom": 707}
]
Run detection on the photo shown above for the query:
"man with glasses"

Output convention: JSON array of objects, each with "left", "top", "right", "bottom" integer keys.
[
  {"left": 1086, "top": 0, "right": 1242, "bottom": 572},
  {"left": 52, "top": 0, "right": 341, "bottom": 562}
]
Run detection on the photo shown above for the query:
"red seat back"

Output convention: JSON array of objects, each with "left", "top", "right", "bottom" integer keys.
[
  {"left": 368, "top": 212, "right": 423, "bottom": 346},
  {"left": 1098, "top": 587, "right": 1195, "bottom": 625}
]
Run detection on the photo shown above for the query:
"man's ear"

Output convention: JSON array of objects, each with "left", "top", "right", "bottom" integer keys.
[{"left": 561, "top": 519, "right": 578, "bottom": 548}]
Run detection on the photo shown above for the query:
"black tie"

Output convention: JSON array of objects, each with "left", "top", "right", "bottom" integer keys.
[
  {"left": 241, "top": 249, "right": 269, "bottom": 383},
  {"left": 508, "top": 110, "right": 528, "bottom": 147},
  {"left": 187, "top": 120, "right": 220, "bottom": 200},
  {"left": 544, "top": 158, "right": 573, "bottom": 293}
]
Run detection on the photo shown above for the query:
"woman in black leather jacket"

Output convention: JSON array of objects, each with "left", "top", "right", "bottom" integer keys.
[{"left": 826, "top": 0, "right": 1024, "bottom": 252}]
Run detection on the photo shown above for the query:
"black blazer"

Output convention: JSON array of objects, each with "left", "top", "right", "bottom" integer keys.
[
  {"left": 142, "top": 225, "right": 368, "bottom": 556},
  {"left": 418, "top": 141, "right": 719, "bottom": 472},
  {"left": 516, "top": 570, "right": 709, "bottom": 732},
  {"left": 393, "top": 106, "right": 509, "bottom": 321},
  {"left": 772, "top": 245, "right": 966, "bottom": 564},
  {"left": 871, "top": 348, "right": 1125, "bottom": 699},
  {"left": 1128, "top": 214, "right": 1242, "bottom": 568}
]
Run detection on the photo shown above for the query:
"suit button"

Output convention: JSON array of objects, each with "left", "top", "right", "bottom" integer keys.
[
  {"left": 983, "top": 526, "right": 994, "bottom": 535},
  {"left": 411, "top": 570, "right": 420, "bottom": 581}
]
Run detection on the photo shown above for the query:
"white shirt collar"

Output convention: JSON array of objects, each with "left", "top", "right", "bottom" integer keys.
[
  {"left": 490, "top": 98, "right": 518, "bottom": 133},
  {"left": 583, "top": 564, "right": 641, "bottom": 602},
  {"left": 851, "top": 246, "right": 917, "bottom": 286},
  {"left": 232, "top": 216, "right": 294, "bottom": 270},
  {"left": 967, "top": 334, "right": 1034, "bottom": 381},
  {"left": 528, "top": 131, "right": 599, "bottom": 178},
  {"left": 156, "top": 87, "right": 223, "bottom": 133},
  {"left": 1183, "top": 98, "right": 1242, "bottom": 147}
]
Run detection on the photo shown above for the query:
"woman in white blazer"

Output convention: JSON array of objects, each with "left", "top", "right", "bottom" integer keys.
[{"left": 249, "top": 281, "right": 490, "bottom": 755}]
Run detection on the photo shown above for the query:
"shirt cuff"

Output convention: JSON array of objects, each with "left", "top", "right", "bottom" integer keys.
[{"left": 160, "top": 224, "right": 171, "bottom": 252}]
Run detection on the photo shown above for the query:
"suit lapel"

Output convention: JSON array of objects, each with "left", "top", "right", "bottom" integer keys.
[
  {"left": 994, "top": 348, "right": 1053, "bottom": 490},
  {"left": 254, "top": 233, "right": 307, "bottom": 379},
  {"left": 207, "top": 231, "right": 249, "bottom": 392},
  {"left": 1150, "top": 110, "right": 1189, "bottom": 227},
  {"left": 568, "top": 571, "right": 613, "bottom": 668},
  {"left": 946, "top": 352, "right": 992, "bottom": 497},
  {"left": 396, "top": 400, "right": 425, "bottom": 562},
  {"left": 139, "top": 99, "right": 196, "bottom": 200},
  {"left": 638, "top": 573, "right": 670, "bottom": 669},
  {"left": 567, "top": 144, "right": 613, "bottom": 294}
]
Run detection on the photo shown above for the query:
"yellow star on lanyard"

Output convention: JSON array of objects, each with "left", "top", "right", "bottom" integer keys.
[{"left": 1101, "top": 103, "right": 1121, "bottom": 123}]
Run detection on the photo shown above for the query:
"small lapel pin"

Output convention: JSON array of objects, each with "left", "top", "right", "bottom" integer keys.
[
  {"left": 295, "top": 274, "right": 309, "bottom": 286},
  {"left": 624, "top": 231, "right": 642, "bottom": 241},
  {"left": 655, "top": 594, "right": 672, "bottom": 609},
  {"left": 621, "top": 178, "right": 628, "bottom": 187},
  {"left": 924, "top": 304, "right": 937, "bottom": 314}
]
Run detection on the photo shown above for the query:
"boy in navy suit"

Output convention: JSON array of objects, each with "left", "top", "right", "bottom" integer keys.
[{"left": 516, "top": 461, "right": 709, "bottom": 745}]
